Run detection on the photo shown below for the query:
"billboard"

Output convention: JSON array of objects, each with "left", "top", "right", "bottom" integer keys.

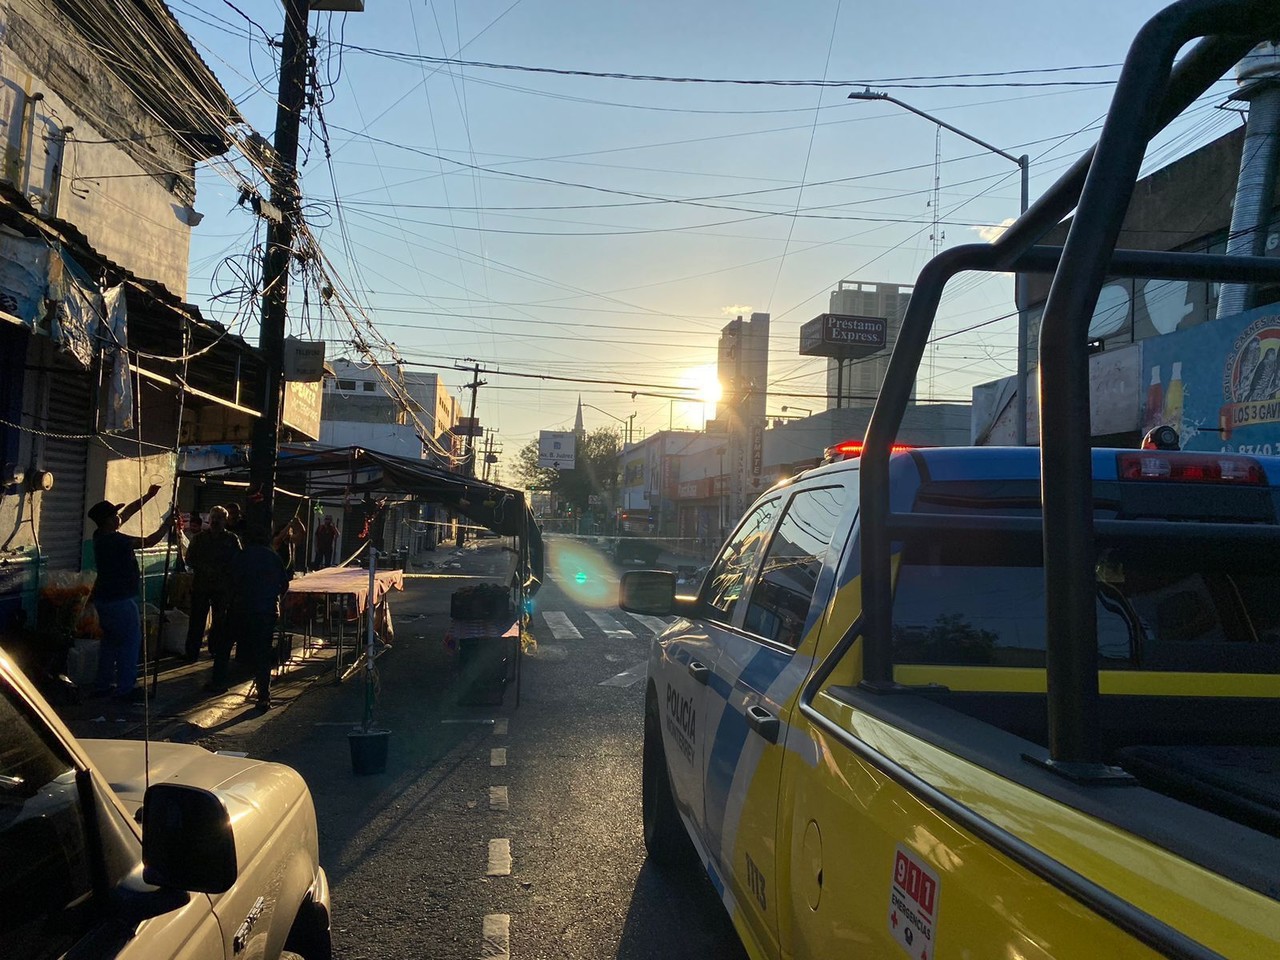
[
  {"left": 1142, "top": 305, "right": 1280, "bottom": 453},
  {"left": 800, "top": 313, "right": 888, "bottom": 359},
  {"left": 538, "top": 430, "right": 576, "bottom": 469}
]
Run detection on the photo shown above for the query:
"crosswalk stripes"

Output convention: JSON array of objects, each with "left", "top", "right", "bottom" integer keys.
[
  {"left": 585, "top": 611, "right": 635, "bottom": 638},
  {"left": 541, "top": 611, "right": 582, "bottom": 640},
  {"left": 536, "top": 608, "right": 673, "bottom": 641}
]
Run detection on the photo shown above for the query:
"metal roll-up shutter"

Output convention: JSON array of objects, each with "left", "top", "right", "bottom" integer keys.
[{"left": 38, "top": 365, "right": 93, "bottom": 569}]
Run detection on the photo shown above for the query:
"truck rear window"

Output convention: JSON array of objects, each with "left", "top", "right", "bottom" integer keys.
[{"left": 891, "top": 547, "right": 1280, "bottom": 673}]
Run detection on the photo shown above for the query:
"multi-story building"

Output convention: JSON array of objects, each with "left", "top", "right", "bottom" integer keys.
[
  {"left": 824, "top": 280, "right": 913, "bottom": 409},
  {"left": 321, "top": 358, "right": 458, "bottom": 461},
  {"left": 0, "top": 2, "right": 274, "bottom": 626}
]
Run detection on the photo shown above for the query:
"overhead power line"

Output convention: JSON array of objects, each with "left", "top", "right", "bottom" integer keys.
[{"left": 334, "top": 44, "right": 1125, "bottom": 89}]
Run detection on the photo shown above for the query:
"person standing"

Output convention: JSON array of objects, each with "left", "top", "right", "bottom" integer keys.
[
  {"left": 185, "top": 505, "right": 242, "bottom": 666},
  {"left": 232, "top": 531, "right": 291, "bottom": 710},
  {"left": 87, "top": 485, "right": 171, "bottom": 702},
  {"left": 313, "top": 515, "right": 338, "bottom": 568},
  {"left": 272, "top": 516, "right": 307, "bottom": 575}
]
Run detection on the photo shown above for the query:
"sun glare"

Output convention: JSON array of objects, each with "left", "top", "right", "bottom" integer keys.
[{"left": 683, "top": 364, "right": 722, "bottom": 407}]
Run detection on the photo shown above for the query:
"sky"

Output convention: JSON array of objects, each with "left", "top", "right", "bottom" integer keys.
[{"left": 169, "top": 0, "right": 1244, "bottom": 469}]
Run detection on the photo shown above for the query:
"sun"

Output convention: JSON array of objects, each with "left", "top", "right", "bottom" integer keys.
[{"left": 682, "top": 364, "right": 722, "bottom": 408}]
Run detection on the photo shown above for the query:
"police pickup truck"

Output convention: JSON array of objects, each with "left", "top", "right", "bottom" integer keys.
[
  {"left": 621, "top": 4, "right": 1280, "bottom": 957},
  {"left": 623, "top": 445, "right": 1280, "bottom": 959},
  {"left": 0, "top": 652, "right": 331, "bottom": 960}
]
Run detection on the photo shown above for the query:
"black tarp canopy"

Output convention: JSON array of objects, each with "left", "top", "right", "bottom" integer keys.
[{"left": 180, "top": 445, "right": 543, "bottom": 593}]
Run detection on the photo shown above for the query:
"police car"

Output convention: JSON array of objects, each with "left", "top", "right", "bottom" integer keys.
[{"left": 621, "top": 444, "right": 1280, "bottom": 960}]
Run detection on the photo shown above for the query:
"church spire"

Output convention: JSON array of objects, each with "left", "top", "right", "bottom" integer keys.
[{"left": 574, "top": 394, "right": 585, "bottom": 436}]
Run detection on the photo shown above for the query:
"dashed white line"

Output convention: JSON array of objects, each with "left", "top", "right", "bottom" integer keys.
[
  {"left": 493, "top": 718, "right": 508, "bottom": 736},
  {"left": 489, "top": 785, "right": 509, "bottom": 811},
  {"left": 487, "top": 838, "right": 512, "bottom": 876},
  {"left": 627, "top": 613, "right": 672, "bottom": 636},
  {"left": 586, "top": 611, "right": 635, "bottom": 638},
  {"left": 480, "top": 914, "right": 510, "bottom": 959},
  {"left": 542, "top": 611, "right": 582, "bottom": 639},
  {"left": 490, "top": 747, "right": 507, "bottom": 767},
  {"left": 599, "top": 661, "right": 648, "bottom": 687}
]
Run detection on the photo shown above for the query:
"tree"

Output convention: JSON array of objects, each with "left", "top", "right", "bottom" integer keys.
[{"left": 513, "top": 427, "right": 621, "bottom": 515}]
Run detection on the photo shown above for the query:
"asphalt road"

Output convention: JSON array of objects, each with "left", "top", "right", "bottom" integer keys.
[{"left": 201, "top": 537, "right": 747, "bottom": 960}]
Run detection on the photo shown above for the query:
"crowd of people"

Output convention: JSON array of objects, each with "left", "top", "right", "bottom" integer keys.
[{"left": 86, "top": 496, "right": 343, "bottom": 711}]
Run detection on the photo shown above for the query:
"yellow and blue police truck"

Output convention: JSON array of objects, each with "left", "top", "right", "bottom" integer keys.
[{"left": 622, "top": 4, "right": 1280, "bottom": 957}]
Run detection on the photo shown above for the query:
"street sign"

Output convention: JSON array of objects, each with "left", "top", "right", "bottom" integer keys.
[
  {"left": 453, "top": 416, "right": 483, "bottom": 437},
  {"left": 538, "top": 430, "right": 577, "bottom": 470},
  {"left": 283, "top": 337, "right": 326, "bottom": 381}
]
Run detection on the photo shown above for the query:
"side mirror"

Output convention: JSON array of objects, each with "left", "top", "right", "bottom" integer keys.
[
  {"left": 142, "top": 783, "right": 237, "bottom": 894},
  {"left": 620, "top": 570, "right": 676, "bottom": 616}
]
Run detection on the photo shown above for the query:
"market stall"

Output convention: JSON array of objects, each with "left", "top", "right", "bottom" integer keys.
[{"left": 287, "top": 565, "right": 405, "bottom": 680}]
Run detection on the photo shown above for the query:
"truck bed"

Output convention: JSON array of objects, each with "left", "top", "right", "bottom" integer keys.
[{"left": 825, "top": 685, "right": 1280, "bottom": 902}]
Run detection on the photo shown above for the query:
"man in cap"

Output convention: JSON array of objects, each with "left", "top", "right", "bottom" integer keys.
[{"left": 87, "top": 484, "right": 172, "bottom": 702}]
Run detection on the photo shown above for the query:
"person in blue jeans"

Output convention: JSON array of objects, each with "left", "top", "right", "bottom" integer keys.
[{"left": 87, "top": 487, "right": 172, "bottom": 702}]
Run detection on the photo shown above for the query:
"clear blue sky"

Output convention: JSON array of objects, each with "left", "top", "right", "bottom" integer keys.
[{"left": 171, "top": 0, "right": 1240, "bottom": 466}]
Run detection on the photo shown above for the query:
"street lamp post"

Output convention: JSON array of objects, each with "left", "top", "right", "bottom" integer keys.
[
  {"left": 781, "top": 405, "right": 813, "bottom": 417},
  {"left": 582, "top": 402, "right": 637, "bottom": 444},
  {"left": 848, "top": 89, "right": 1031, "bottom": 445}
]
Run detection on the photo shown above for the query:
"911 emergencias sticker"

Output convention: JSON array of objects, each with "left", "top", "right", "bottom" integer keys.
[{"left": 888, "top": 845, "right": 940, "bottom": 960}]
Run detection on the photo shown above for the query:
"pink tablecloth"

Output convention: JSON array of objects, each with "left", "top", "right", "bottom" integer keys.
[{"left": 288, "top": 568, "right": 404, "bottom": 614}]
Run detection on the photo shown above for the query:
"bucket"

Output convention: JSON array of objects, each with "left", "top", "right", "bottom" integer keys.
[{"left": 348, "top": 729, "right": 390, "bottom": 775}]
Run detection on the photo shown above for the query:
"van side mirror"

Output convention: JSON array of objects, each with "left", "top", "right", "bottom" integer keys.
[
  {"left": 142, "top": 783, "right": 237, "bottom": 894},
  {"left": 620, "top": 570, "right": 676, "bottom": 616}
]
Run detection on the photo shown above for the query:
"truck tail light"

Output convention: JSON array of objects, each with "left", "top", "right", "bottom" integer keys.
[
  {"left": 824, "top": 441, "right": 915, "bottom": 463},
  {"left": 1116, "top": 452, "right": 1267, "bottom": 484}
]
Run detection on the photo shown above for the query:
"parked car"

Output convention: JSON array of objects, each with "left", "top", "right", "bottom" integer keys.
[{"left": 0, "top": 651, "right": 331, "bottom": 960}]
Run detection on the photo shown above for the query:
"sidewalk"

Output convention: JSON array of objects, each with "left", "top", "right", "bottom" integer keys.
[
  {"left": 53, "top": 544, "right": 513, "bottom": 745},
  {"left": 56, "top": 634, "right": 343, "bottom": 744}
]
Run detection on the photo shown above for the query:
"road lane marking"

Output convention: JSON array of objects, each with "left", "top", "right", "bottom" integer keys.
[
  {"left": 586, "top": 611, "right": 635, "bottom": 638},
  {"left": 487, "top": 838, "right": 512, "bottom": 876},
  {"left": 490, "top": 786, "right": 509, "bottom": 811},
  {"left": 542, "top": 611, "right": 582, "bottom": 639},
  {"left": 493, "top": 718, "right": 508, "bottom": 735},
  {"left": 490, "top": 748, "right": 507, "bottom": 766},
  {"left": 599, "top": 661, "right": 648, "bottom": 687},
  {"left": 481, "top": 914, "right": 510, "bottom": 959},
  {"left": 627, "top": 613, "right": 672, "bottom": 635}
]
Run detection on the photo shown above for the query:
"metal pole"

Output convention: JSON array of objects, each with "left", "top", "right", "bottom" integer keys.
[
  {"left": 248, "top": 0, "right": 309, "bottom": 542},
  {"left": 1014, "top": 155, "right": 1031, "bottom": 446},
  {"left": 363, "top": 546, "right": 376, "bottom": 731}
]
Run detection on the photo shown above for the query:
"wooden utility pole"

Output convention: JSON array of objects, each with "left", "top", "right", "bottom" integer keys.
[{"left": 247, "top": 0, "right": 310, "bottom": 540}]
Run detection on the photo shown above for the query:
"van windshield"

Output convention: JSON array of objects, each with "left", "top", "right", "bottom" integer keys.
[{"left": 891, "top": 546, "right": 1280, "bottom": 673}]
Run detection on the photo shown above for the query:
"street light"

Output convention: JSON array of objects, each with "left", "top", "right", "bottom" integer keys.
[
  {"left": 848, "top": 88, "right": 1031, "bottom": 445},
  {"left": 582, "top": 402, "right": 637, "bottom": 445},
  {"left": 781, "top": 405, "right": 812, "bottom": 417}
]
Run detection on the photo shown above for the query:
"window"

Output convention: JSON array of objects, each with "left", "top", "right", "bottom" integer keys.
[
  {"left": 891, "top": 541, "right": 1280, "bottom": 672},
  {"left": 336, "top": 379, "right": 356, "bottom": 390},
  {"left": 742, "top": 486, "right": 847, "bottom": 647},
  {"left": 0, "top": 689, "right": 95, "bottom": 960},
  {"left": 362, "top": 381, "right": 377, "bottom": 392},
  {"left": 703, "top": 499, "right": 779, "bottom": 623}
]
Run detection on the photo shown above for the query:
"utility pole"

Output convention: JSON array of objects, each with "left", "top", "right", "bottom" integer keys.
[
  {"left": 247, "top": 0, "right": 309, "bottom": 540},
  {"left": 455, "top": 361, "right": 485, "bottom": 548},
  {"left": 481, "top": 431, "right": 495, "bottom": 482},
  {"left": 461, "top": 362, "right": 486, "bottom": 477}
]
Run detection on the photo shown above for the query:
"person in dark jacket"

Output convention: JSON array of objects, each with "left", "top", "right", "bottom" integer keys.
[
  {"left": 185, "top": 505, "right": 242, "bottom": 665},
  {"left": 313, "top": 515, "right": 339, "bottom": 568},
  {"left": 230, "top": 531, "right": 292, "bottom": 709},
  {"left": 87, "top": 486, "right": 171, "bottom": 702}
]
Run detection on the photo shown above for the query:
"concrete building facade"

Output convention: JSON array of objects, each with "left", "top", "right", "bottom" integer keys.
[{"left": 0, "top": 2, "right": 255, "bottom": 628}]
